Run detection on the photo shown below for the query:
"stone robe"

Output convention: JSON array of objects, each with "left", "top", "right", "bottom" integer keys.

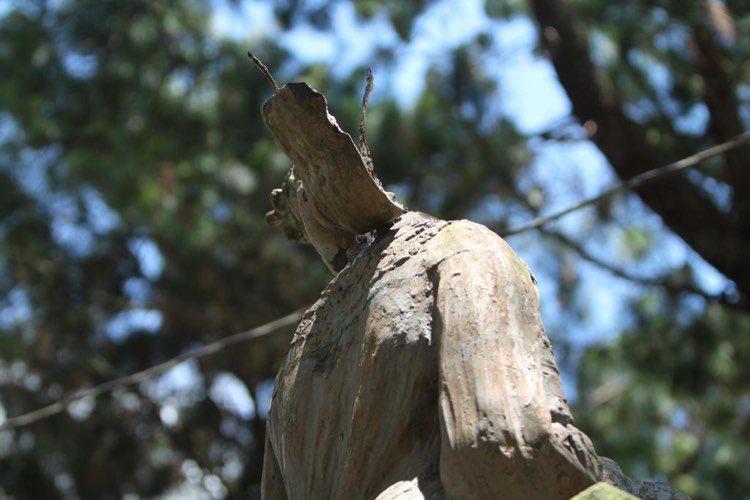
[{"left": 261, "top": 211, "right": 603, "bottom": 499}]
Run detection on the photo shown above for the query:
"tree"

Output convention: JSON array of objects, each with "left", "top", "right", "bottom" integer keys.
[
  {"left": 0, "top": 0, "right": 747, "bottom": 498},
  {"left": 0, "top": 2, "right": 324, "bottom": 497},
  {"left": 258, "top": 81, "right": 686, "bottom": 498},
  {"left": 524, "top": 2, "right": 750, "bottom": 497},
  {"left": 530, "top": 0, "right": 750, "bottom": 301}
]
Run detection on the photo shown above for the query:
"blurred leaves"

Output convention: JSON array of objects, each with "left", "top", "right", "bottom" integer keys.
[
  {"left": 0, "top": 1, "right": 322, "bottom": 497},
  {"left": 0, "top": 0, "right": 749, "bottom": 499}
]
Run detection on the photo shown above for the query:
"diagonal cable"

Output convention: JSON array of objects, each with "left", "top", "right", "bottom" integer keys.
[
  {"left": 501, "top": 130, "right": 750, "bottom": 236},
  {"left": 3, "top": 131, "right": 749, "bottom": 430},
  {"left": 1, "top": 308, "right": 306, "bottom": 430}
]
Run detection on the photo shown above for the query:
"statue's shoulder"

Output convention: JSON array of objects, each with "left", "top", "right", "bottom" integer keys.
[
  {"left": 393, "top": 214, "right": 535, "bottom": 288},
  {"left": 363, "top": 211, "right": 530, "bottom": 283},
  {"left": 410, "top": 214, "right": 516, "bottom": 259}
]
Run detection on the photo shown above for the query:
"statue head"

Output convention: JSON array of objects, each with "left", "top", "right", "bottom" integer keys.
[{"left": 263, "top": 83, "right": 404, "bottom": 273}]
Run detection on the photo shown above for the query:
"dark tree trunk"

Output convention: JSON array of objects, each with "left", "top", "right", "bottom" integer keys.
[{"left": 529, "top": 0, "right": 750, "bottom": 302}]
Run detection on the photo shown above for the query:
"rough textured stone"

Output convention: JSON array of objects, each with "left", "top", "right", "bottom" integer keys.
[
  {"left": 264, "top": 213, "right": 603, "bottom": 498},
  {"left": 572, "top": 483, "right": 639, "bottom": 500},
  {"left": 262, "top": 82, "right": 404, "bottom": 272},
  {"left": 259, "top": 81, "right": 688, "bottom": 500}
]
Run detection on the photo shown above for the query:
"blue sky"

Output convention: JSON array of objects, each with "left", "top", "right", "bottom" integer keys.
[
  {"left": 210, "top": 0, "right": 729, "bottom": 333},
  {"left": 0, "top": 0, "right": 733, "bottom": 463},
  {"left": 211, "top": 0, "right": 570, "bottom": 129},
  {"left": 0, "top": 4, "right": 739, "bottom": 498},
  {"left": 61, "top": 0, "right": 728, "bottom": 433}
]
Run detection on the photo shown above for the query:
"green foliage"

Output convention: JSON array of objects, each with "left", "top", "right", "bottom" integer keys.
[
  {"left": 1, "top": 0, "right": 748, "bottom": 498},
  {"left": 576, "top": 299, "right": 750, "bottom": 499},
  {"left": 0, "top": 1, "right": 324, "bottom": 497}
]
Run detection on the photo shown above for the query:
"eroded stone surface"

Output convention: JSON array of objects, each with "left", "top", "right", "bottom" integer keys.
[{"left": 264, "top": 213, "right": 600, "bottom": 499}]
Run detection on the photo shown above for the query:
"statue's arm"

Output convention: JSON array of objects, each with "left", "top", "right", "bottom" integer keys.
[
  {"left": 261, "top": 431, "right": 288, "bottom": 500},
  {"left": 430, "top": 224, "right": 601, "bottom": 499}
]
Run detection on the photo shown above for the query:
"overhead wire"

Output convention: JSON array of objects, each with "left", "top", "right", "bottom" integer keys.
[
  {"left": 2, "top": 130, "right": 750, "bottom": 430},
  {"left": 501, "top": 129, "right": 750, "bottom": 236},
  {"left": 1, "top": 308, "right": 306, "bottom": 430}
]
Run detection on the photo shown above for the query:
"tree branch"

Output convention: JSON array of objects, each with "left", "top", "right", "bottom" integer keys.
[
  {"left": 690, "top": 23, "right": 750, "bottom": 222},
  {"left": 540, "top": 228, "right": 746, "bottom": 309},
  {"left": 529, "top": 0, "right": 750, "bottom": 299},
  {"left": 359, "top": 67, "right": 374, "bottom": 162}
]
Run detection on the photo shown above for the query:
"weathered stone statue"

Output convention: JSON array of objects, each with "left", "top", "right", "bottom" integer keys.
[{"left": 257, "top": 78, "right": 687, "bottom": 499}]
